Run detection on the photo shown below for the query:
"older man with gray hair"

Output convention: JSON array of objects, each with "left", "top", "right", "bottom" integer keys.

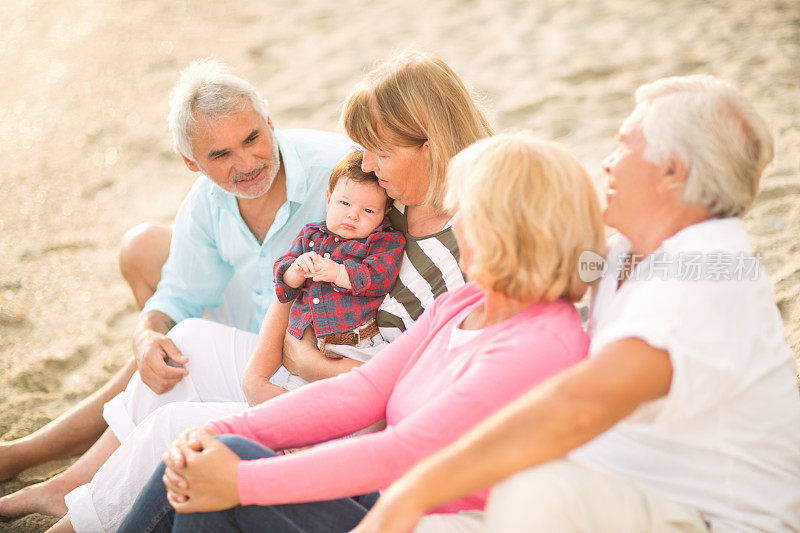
[
  {"left": 354, "top": 75, "right": 800, "bottom": 532},
  {"left": 0, "top": 60, "right": 353, "bottom": 524}
]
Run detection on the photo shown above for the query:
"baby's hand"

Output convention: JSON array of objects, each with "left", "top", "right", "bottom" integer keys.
[
  {"left": 311, "top": 255, "right": 343, "bottom": 284},
  {"left": 284, "top": 252, "right": 320, "bottom": 288},
  {"left": 291, "top": 252, "right": 320, "bottom": 278}
]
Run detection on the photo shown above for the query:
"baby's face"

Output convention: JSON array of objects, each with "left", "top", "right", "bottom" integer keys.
[{"left": 325, "top": 177, "right": 388, "bottom": 240}]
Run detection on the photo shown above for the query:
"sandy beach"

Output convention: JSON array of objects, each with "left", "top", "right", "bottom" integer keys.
[{"left": 1, "top": 0, "right": 798, "bottom": 530}]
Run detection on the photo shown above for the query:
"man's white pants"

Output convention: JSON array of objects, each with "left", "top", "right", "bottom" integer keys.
[
  {"left": 65, "top": 318, "right": 288, "bottom": 532},
  {"left": 413, "top": 459, "right": 709, "bottom": 533}
]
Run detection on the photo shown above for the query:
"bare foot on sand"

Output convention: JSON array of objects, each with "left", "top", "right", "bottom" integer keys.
[{"left": 0, "top": 478, "right": 69, "bottom": 518}]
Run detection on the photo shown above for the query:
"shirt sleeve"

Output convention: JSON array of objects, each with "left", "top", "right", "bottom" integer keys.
[
  {"left": 344, "top": 229, "right": 406, "bottom": 297},
  {"left": 590, "top": 276, "right": 756, "bottom": 422},
  {"left": 142, "top": 181, "right": 233, "bottom": 323},
  {"left": 229, "top": 308, "right": 586, "bottom": 506},
  {"left": 273, "top": 227, "right": 310, "bottom": 303}
]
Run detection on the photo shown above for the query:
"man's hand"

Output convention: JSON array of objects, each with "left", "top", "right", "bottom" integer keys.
[
  {"left": 162, "top": 430, "right": 240, "bottom": 513},
  {"left": 132, "top": 328, "right": 188, "bottom": 394}
]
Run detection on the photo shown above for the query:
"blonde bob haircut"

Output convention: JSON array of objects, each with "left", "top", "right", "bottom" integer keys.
[
  {"left": 445, "top": 133, "right": 606, "bottom": 303},
  {"left": 342, "top": 51, "right": 493, "bottom": 214}
]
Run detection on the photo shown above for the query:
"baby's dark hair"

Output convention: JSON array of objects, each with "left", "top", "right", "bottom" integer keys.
[{"left": 328, "top": 150, "right": 388, "bottom": 207}]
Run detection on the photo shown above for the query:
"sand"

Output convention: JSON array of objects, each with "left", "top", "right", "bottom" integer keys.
[{"left": 1, "top": 0, "right": 798, "bottom": 530}]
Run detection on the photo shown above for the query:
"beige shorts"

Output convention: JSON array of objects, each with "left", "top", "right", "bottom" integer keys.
[{"left": 413, "top": 459, "right": 710, "bottom": 533}]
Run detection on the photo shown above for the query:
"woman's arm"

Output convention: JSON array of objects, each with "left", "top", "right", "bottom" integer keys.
[
  {"left": 244, "top": 274, "right": 365, "bottom": 404},
  {"left": 353, "top": 338, "right": 673, "bottom": 533},
  {"left": 241, "top": 300, "right": 292, "bottom": 406},
  {"left": 209, "top": 294, "right": 442, "bottom": 452},
  {"left": 282, "top": 328, "right": 362, "bottom": 382}
]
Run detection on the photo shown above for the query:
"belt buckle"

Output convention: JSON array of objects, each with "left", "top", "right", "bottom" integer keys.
[{"left": 353, "top": 329, "right": 361, "bottom": 344}]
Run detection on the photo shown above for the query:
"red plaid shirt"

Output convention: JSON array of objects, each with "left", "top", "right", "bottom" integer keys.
[{"left": 274, "top": 219, "right": 405, "bottom": 339}]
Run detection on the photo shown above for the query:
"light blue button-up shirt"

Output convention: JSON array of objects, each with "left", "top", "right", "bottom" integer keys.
[{"left": 142, "top": 129, "right": 355, "bottom": 333}]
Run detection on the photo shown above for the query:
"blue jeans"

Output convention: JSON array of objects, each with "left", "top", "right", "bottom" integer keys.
[{"left": 119, "top": 435, "right": 379, "bottom": 533}]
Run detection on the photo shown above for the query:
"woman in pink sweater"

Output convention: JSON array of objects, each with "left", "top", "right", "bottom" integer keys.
[{"left": 119, "top": 133, "right": 605, "bottom": 532}]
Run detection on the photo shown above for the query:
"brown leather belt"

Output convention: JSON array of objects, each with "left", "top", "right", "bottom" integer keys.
[{"left": 320, "top": 320, "right": 379, "bottom": 359}]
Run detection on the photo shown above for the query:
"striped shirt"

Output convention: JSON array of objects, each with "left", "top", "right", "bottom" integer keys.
[{"left": 377, "top": 201, "right": 465, "bottom": 342}]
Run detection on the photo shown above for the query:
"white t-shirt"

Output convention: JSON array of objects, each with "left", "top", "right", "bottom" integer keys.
[
  {"left": 448, "top": 326, "right": 483, "bottom": 349},
  {"left": 571, "top": 218, "right": 800, "bottom": 532}
]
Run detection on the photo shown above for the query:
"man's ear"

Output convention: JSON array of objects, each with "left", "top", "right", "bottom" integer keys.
[
  {"left": 267, "top": 116, "right": 275, "bottom": 130},
  {"left": 180, "top": 152, "right": 201, "bottom": 172},
  {"left": 658, "top": 157, "right": 688, "bottom": 195}
]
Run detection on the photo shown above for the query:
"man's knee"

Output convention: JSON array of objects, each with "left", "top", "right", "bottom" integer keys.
[
  {"left": 165, "top": 317, "right": 207, "bottom": 344},
  {"left": 486, "top": 461, "right": 579, "bottom": 530},
  {"left": 165, "top": 319, "right": 230, "bottom": 373},
  {"left": 118, "top": 222, "right": 172, "bottom": 283},
  {"left": 214, "top": 434, "right": 278, "bottom": 461}
]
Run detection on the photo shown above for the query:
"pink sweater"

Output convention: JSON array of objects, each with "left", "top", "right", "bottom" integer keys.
[{"left": 210, "top": 282, "right": 588, "bottom": 513}]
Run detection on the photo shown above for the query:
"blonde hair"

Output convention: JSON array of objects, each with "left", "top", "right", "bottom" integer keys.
[
  {"left": 635, "top": 75, "right": 774, "bottom": 217},
  {"left": 342, "top": 51, "right": 493, "bottom": 214},
  {"left": 445, "top": 133, "right": 606, "bottom": 302}
]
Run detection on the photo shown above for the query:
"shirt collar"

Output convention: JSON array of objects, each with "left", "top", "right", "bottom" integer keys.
[
  {"left": 657, "top": 217, "right": 742, "bottom": 254},
  {"left": 275, "top": 129, "right": 308, "bottom": 205},
  {"left": 609, "top": 217, "right": 742, "bottom": 257},
  {"left": 208, "top": 179, "right": 239, "bottom": 214}
]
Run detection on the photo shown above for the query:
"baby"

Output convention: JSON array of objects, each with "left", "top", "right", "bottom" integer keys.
[{"left": 273, "top": 149, "right": 405, "bottom": 390}]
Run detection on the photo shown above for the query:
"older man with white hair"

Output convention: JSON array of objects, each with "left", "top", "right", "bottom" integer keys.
[
  {"left": 0, "top": 60, "right": 353, "bottom": 523},
  {"left": 354, "top": 75, "right": 800, "bottom": 532}
]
